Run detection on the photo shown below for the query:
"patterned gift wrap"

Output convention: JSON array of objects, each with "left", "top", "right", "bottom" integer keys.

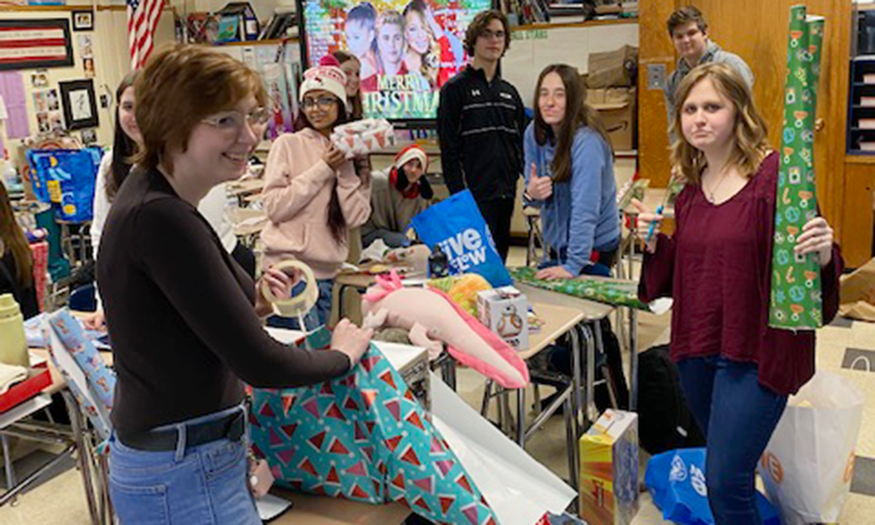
[
  {"left": 509, "top": 266, "right": 651, "bottom": 311},
  {"left": 769, "top": 5, "right": 825, "bottom": 330},
  {"left": 250, "top": 342, "right": 499, "bottom": 525}
]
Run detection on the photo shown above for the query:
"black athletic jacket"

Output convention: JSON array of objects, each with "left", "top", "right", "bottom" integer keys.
[{"left": 437, "top": 65, "right": 526, "bottom": 202}]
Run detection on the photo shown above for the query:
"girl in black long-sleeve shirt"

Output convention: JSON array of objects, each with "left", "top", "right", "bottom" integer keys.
[{"left": 97, "top": 44, "right": 371, "bottom": 524}]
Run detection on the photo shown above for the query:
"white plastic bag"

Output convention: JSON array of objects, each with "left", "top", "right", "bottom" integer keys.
[{"left": 760, "top": 371, "right": 864, "bottom": 525}]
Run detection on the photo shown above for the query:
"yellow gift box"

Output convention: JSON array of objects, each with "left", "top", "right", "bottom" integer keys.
[{"left": 579, "top": 409, "right": 639, "bottom": 525}]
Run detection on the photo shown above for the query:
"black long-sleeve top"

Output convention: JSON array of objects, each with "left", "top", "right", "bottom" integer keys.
[
  {"left": 97, "top": 167, "right": 350, "bottom": 438},
  {"left": 437, "top": 65, "right": 526, "bottom": 202},
  {"left": 0, "top": 251, "right": 39, "bottom": 320}
]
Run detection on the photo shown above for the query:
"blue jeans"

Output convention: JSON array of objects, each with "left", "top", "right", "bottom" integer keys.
[
  {"left": 676, "top": 356, "right": 788, "bottom": 525},
  {"left": 542, "top": 237, "right": 619, "bottom": 277},
  {"left": 267, "top": 278, "right": 334, "bottom": 331},
  {"left": 108, "top": 405, "right": 259, "bottom": 525},
  {"left": 362, "top": 228, "right": 411, "bottom": 249}
]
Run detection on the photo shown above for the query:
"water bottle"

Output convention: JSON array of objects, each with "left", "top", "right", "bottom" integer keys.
[
  {"left": 427, "top": 244, "right": 449, "bottom": 278},
  {"left": 0, "top": 294, "right": 29, "bottom": 368}
]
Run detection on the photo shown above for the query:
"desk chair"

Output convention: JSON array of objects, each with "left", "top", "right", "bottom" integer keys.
[
  {"left": 45, "top": 310, "right": 115, "bottom": 525},
  {"left": 480, "top": 373, "right": 577, "bottom": 488},
  {"left": 523, "top": 207, "right": 547, "bottom": 267}
]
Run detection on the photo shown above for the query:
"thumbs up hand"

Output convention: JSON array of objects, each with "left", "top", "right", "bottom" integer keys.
[
  {"left": 631, "top": 198, "right": 664, "bottom": 254},
  {"left": 526, "top": 163, "right": 553, "bottom": 200}
]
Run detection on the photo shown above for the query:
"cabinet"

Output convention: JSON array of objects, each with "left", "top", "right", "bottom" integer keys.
[
  {"left": 847, "top": 57, "right": 875, "bottom": 153},
  {"left": 847, "top": 4, "right": 875, "bottom": 153}
]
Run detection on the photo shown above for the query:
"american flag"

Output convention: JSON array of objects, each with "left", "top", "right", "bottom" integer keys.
[{"left": 127, "top": 0, "right": 165, "bottom": 69}]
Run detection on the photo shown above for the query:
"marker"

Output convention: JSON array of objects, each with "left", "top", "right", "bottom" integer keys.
[{"left": 645, "top": 205, "right": 664, "bottom": 244}]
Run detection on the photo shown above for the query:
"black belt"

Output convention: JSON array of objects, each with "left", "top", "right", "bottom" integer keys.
[{"left": 118, "top": 410, "right": 245, "bottom": 452}]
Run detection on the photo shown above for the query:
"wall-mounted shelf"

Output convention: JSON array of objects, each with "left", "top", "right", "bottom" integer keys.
[{"left": 211, "top": 37, "right": 299, "bottom": 47}]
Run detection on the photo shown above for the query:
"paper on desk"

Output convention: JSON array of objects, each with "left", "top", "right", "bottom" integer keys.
[
  {"left": 360, "top": 238, "right": 392, "bottom": 263},
  {"left": 430, "top": 373, "right": 576, "bottom": 525},
  {"left": 255, "top": 493, "right": 292, "bottom": 521}
]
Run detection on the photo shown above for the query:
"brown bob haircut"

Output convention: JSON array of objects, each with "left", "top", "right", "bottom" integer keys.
[
  {"left": 464, "top": 9, "right": 511, "bottom": 57},
  {"left": 670, "top": 63, "right": 769, "bottom": 186},
  {"left": 666, "top": 6, "right": 708, "bottom": 37},
  {"left": 134, "top": 43, "right": 268, "bottom": 173}
]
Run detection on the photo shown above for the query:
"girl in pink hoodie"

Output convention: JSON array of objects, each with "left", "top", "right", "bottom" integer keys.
[{"left": 260, "top": 64, "right": 372, "bottom": 328}]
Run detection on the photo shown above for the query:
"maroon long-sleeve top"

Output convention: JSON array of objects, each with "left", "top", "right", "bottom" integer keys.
[{"left": 638, "top": 152, "right": 843, "bottom": 395}]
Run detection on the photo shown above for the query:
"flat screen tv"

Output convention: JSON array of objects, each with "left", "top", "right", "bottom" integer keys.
[{"left": 297, "top": 0, "right": 492, "bottom": 123}]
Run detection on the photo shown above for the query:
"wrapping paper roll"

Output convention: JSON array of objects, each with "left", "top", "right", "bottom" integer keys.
[
  {"left": 331, "top": 118, "right": 396, "bottom": 158},
  {"left": 769, "top": 6, "right": 825, "bottom": 330},
  {"left": 509, "top": 266, "right": 653, "bottom": 311}
]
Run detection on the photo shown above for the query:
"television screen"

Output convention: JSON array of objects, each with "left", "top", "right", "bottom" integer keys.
[{"left": 299, "top": 0, "right": 492, "bottom": 121}]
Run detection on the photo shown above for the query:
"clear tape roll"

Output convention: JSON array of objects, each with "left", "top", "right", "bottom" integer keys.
[{"left": 261, "top": 260, "right": 319, "bottom": 319}]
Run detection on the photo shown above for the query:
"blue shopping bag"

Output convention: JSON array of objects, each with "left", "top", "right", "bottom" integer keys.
[
  {"left": 410, "top": 190, "right": 512, "bottom": 287},
  {"left": 644, "top": 448, "right": 780, "bottom": 525},
  {"left": 26, "top": 148, "right": 102, "bottom": 222}
]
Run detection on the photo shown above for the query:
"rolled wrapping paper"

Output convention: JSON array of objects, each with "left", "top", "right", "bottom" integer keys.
[
  {"left": 769, "top": 6, "right": 825, "bottom": 330},
  {"left": 330, "top": 118, "right": 396, "bottom": 158},
  {"left": 261, "top": 260, "right": 319, "bottom": 320}
]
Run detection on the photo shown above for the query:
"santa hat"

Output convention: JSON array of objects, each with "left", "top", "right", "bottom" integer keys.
[
  {"left": 319, "top": 55, "right": 342, "bottom": 68},
  {"left": 394, "top": 144, "right": 428, "bottom": 171},
  {"left": 300, "top": 63, "right": 349, "bottom": 112}
]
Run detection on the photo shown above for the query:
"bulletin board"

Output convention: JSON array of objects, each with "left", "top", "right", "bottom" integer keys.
[{"left": 0, "top": 19, "right": 75, "bottom": 71}]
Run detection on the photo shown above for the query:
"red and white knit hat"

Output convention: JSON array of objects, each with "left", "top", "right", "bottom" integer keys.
[
  {"left": 394, "top": 144, "right": 428, "bottom": 171},
  {"left": 300, "top": 63, "right": 349, "bottom": 111}
]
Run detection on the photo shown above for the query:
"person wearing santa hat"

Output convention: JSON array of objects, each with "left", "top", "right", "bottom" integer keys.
[
  {"left": 362, "top": 144, "right": 433, "bottom": 249},
  {"left": 260, "top": 63, "right": 372, "bottom": 329}
]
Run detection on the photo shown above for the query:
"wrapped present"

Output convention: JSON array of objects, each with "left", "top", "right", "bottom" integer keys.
[
  {"left": 44, "top": 310, "right": 115, "bottom": 440},
  {"left": 331, "top": 118, "right": 396, "bottom": 158},
  {"left": 250, "top": 340, "right": 498, "bottom": 524},
  {"left": 769, "top": 6, "right": 825, "bottom": 330},
  {"left": 427, "top": 273, "right": 493, "bottom": 318},
  {"left": 26, "top": 148, "right": 102, "bottom": 223},
  {"left": 509, "top": 266, "right": 652, "bottom": 311},
  {"left": 29, "top": 241, "right": 48, "bottom": 311}
]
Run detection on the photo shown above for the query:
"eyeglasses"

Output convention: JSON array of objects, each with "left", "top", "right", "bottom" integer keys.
[
  {"left": 481, "top": 29, "right": 506, "bottom": 40},
  {"left": 302, "top": 96, "right": 338, "bottom": 110},
  {"left": 201, "top": 107, "right": 270, "bottom": 136}
]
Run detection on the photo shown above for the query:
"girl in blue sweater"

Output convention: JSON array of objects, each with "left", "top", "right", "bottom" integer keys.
[{"left": 524, "top": 64, "right": 620, "bottom": 278}]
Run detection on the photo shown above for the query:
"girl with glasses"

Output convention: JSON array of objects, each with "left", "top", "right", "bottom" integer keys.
[
  {"left": 260, "top": 63, "right": 372, "bottom": 330},
  {"left": 85, "top": 70, "right": 257, "bottom": 330},
  {"left": 97, "top": 44, "right": 372, "bottom": 523}
]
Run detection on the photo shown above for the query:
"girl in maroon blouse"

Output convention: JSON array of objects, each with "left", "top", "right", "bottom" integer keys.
[{"left": 634, "top": 63, "right": 843, "bottom": 524}]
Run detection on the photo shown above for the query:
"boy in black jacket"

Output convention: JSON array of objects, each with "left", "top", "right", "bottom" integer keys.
[{"left": 437, "top": 9, "right": 526, "bottom": 261}]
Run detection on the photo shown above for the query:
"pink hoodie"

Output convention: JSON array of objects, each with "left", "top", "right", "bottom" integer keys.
[{"left": 260, "top": 128, "right": 371, "bottom": 278}]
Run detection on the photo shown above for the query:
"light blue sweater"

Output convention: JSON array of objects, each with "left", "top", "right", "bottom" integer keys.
[{"left": 523, "top": 123, "right": 620, "bottom": 275}]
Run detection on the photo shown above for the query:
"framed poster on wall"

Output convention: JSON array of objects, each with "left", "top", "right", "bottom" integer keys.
[
  {"left": 0, "top": 19, "right": 74, "bottom": 71},
  {"left": 59, "top": 79, "right": 99, "bottom": 130}
]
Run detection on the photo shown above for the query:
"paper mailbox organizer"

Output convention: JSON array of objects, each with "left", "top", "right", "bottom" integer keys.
[{"left": 250, "top": 340, "right": 497, "bottom": 524}]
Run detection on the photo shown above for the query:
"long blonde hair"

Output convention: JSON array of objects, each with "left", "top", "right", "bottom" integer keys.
[{"left": 670, "top": 63, "right": 769, "bottom": 185}]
